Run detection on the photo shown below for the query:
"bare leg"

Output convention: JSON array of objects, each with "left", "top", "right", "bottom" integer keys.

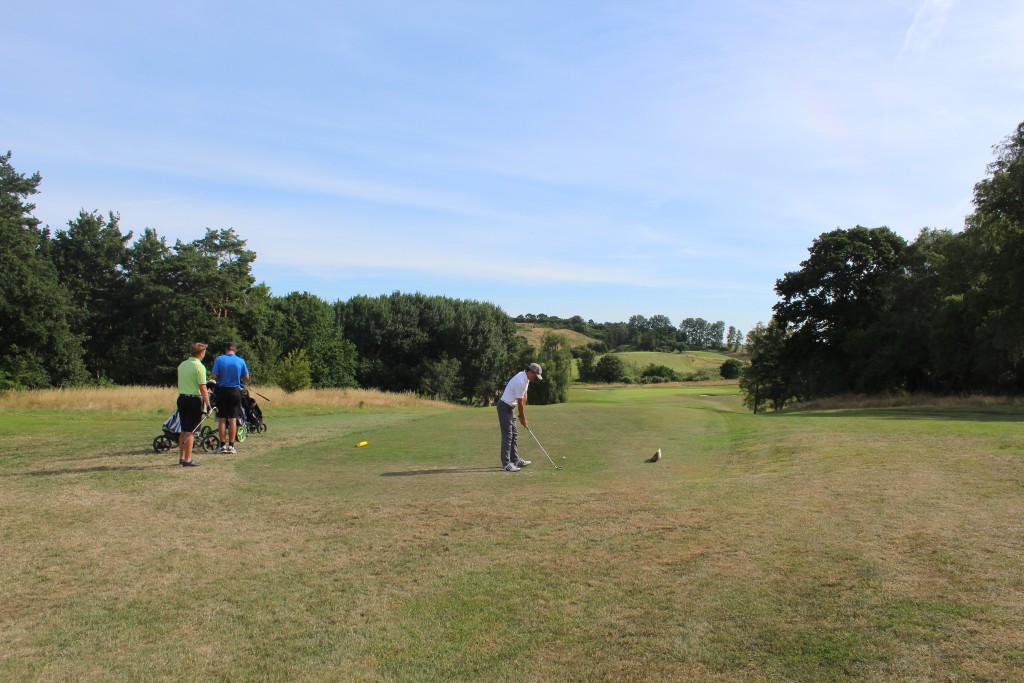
[{"left": 180, "top": 432, "right": 194, "bottom": 462}]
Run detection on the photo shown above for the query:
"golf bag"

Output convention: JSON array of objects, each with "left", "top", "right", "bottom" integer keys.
[
  {"left": 240, "top": 387, "right": 266, "bottom": 433},
  {"left": 151, "top": 408, "right": 216, "bottom": 453},
  {"left": 207, "top": 381, "right": 266, "bottom": 439}
]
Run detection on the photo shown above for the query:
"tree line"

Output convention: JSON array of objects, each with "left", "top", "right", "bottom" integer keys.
[
  {"left": 0, "top": 151, "right": 579, "bottom": 404},
  {"left": 740, "top": 121, "right": 1024, "bottom": 412}
]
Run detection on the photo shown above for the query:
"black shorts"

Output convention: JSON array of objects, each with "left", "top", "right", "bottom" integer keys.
[
  {"left": 216, "top": 387, "right": 242, "bottom": 419},
  {"left": 177, "top": 395, "right": 204, "bottom": 433}
]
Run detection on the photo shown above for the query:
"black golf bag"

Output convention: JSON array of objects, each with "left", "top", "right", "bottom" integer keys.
[{"left": 240, "top": 387, "right": 266, "bottom": 433}]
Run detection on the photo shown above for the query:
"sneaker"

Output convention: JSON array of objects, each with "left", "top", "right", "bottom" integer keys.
[
  {"left": 503, "top": 463, "right": 521, "bottom": 472},
  {"left": 514, "top": 459, "right": 531, "bottom": 467},
  {"left": 225, "top": 445, "right": 237, "bottom": 454},
  {"left": 215, "top": 445, "right": 226, "bottom": 454},
  {"left": 180, "top": 460, "right": 201, "bottom": 467}
]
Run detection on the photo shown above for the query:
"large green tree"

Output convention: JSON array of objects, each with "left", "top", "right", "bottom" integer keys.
[
  {"left": 51, "top": 210, "right": 132, "bottom": 382},
  {"left": 271, "top": 292, "right": 357, "bottom": 389},
  {"left": 678, "top": 317, "right": 726, "bottom": 350},
  {"left": 772, "top": 226, "right": 908, "bottom": 397},
  {"left": 739, "top": 322, "right": 792, "bottom": 413},
  {"left": 338, "top": 292, "right": 519, "bottom": 403},
  {"left": 958, "top": 121, "right": 1024, "bottom": 388},
  {"left": 0, "top": 152, "right": 87, "bottom": 388},
  {"left": 114, "top": 229, "right": 179, "bottom": 384},
  {"left": 105, "top": 227, "right": 264, "bottom": 385}
]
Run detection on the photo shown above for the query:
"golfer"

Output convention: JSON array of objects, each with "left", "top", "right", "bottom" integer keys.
[
  {"left": 211, "top": 341, "right": 249, "bottom": 454},
  {"left": 497, "top": 362, "right": 542, "bottom": 472},
  {"left": 177, "top": 342, "right": 211, "bottom": 467}
]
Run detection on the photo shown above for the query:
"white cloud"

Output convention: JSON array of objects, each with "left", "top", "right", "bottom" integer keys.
[
  {"left": 896, "top": 0, "right": 954, "bottom": 65},
  {"left": 7, "top": 0, "right": 1024, "bottom": 333}
]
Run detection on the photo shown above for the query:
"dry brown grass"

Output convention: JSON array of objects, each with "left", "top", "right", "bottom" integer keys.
[
  {"left": 0, "top": 385, "right": 456, "bottom": 412},
  {"left": 268, "top": 386, "right": 457, "bottom": 410},
  {"left": 1, "top": 384, "right": 1022, "bottom": 680},
  {"left": 515, "top": 324, "right": 599, "bottom": 349}
]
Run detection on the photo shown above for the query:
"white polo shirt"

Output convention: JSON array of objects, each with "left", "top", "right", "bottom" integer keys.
[{"left": 500, "top": 371, "right": 530, "bottom": 407}]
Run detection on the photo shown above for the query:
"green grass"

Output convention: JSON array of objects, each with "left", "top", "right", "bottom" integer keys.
[
  {"left": 615, "top": 350, "right": 735, "bottom": 376},
  {"left": 1, "top": 386, "right": 1022, "bottom": 681}
]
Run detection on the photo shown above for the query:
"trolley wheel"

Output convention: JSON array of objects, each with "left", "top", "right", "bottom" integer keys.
[
  {"left": 200, "top": 426, "right": 213, "bottom": 438},
  {"left": 153, "top": 436, "right": 168, "bottom": 453},
  {"left": 201, "top": 434, "right": 221, "bottom": 452},
  {"left": 236, "top": 425, "right": 248, "bottom": 442},
  {"left": 258, "top": 423, "right": 267, "bottom": 433}
]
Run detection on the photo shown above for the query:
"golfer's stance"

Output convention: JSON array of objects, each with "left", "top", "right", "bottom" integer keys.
[{"left": 497, "top": 362, "right": 542, "bottom": 472}]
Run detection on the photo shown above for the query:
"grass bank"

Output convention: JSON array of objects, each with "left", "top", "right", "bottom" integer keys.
[
  {"left": 1, "top": 385, "right": 1021, "bottom": 681},
  {"left": 615, "top": 350, "right": 735, "bottom": 376}
]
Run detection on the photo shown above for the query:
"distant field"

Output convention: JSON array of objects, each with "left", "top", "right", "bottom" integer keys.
[
  {"left": 615, "top": 350, "right": 736, "bottom": 375},
  {"left": 515, "top": 324, "right": 599, "bottom": 349},
  {"left": 1, "top": 385, "right": 1021, "bottom": 681}
]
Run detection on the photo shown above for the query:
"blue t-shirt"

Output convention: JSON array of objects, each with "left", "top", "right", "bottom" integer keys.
[{"left": 212, "top": 353, "right": 249, "bottom": 388}]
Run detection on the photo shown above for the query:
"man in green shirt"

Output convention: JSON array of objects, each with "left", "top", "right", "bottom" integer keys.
[{"left": 177, "top": 342, "right": 211, "bottom": 467}]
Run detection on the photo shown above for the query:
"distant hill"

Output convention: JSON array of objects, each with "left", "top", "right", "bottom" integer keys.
[
  {"left": 515, "top": 324, "right": 600, "bottom": 349},
  {"left": 615, "top": 350, "right": 736, "bottom": 374}
]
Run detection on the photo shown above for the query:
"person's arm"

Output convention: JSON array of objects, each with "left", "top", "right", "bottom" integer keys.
[
  {"left": 198, "top": 364, "right": 211, "bottom": 412},
  {"left": 516, "top": 397, "right": 527, "bottom": 427}
]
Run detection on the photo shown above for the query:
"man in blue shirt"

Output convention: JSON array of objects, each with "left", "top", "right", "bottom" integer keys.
[{"left": 211, "top": 341, "right": 250, "bottom": 454}]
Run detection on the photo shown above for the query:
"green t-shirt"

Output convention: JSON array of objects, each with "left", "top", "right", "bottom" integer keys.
[{"left": 177, "top": 356, "right": 207, "bottom": 396}]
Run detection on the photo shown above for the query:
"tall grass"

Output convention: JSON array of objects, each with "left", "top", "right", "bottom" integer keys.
[{"left": 0, "top": 385, "right": 454, "bottom": 412}]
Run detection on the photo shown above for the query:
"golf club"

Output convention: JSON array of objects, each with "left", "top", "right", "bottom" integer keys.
[
  {"left": 242, "top": 384, "right": 272, "bottom": 402},
  {"left": 525, "top": 425, "right": 562, "bottom": 470}
]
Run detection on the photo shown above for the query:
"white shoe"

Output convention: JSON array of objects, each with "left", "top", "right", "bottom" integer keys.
[
  {"left": 515, "top": 459, "right": 531, "bottom": 467},
  {"left": 503, "top": 463, "right": 521, "bottom": 472},
  {"left": 225, "top": 445, "right": 237, "bottom": 454}
]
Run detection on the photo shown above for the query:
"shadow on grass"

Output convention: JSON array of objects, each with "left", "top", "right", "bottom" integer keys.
[
  {"left": 381, "top": 467, "right": 498, "bottom": 477},
  {"left": 781, "top": 408, "right": 1024, "bottom": 423},
  {"left": 4, "top": 463, "right": 176, "bottom": 477},
  {"left": 51, "top": 450, "right": 168, "bottom": 462}
]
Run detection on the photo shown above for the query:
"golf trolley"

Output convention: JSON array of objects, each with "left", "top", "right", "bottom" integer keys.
[
  {"left": 203, "top": 382, "right": 268, "bottom": 448},
  {"left": 151, "top": 408, "right": 220, "bottom": 454},
  {"left": 151, "top": 383, "right": 269, "bottom": 454}
]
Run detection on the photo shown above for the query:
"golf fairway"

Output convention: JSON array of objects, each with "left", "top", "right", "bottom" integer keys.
[{"left": 1, "top": 384, "right": 1022, "bottom": 681}]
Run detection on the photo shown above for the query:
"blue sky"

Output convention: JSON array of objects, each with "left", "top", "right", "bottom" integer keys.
[{"left": 5, "top": 1, "right": 1024, "bottom": 334}]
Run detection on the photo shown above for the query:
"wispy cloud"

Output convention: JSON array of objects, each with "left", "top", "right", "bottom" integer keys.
[
  {"left": 896, "top": 0, "right": 954, "bottom": 65},
  {"left": 7, "top": 0, "right": 1024, "bottom": 331}
]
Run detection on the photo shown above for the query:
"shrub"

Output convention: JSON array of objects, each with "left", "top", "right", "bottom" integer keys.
[
  {"left": 276, "top": 349, "right": 312, "bottom": 393},
  {"left": 594, "top": 354, "right": 628, "bottom": 383},
  {"left": 720, "top": 359, "right": 744, "bottom": 379},
  {"left": 639, "top": 363, "right": 680, "bottom": 383}
]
